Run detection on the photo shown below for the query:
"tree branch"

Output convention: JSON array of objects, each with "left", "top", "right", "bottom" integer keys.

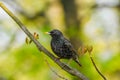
[{"left": 0, "top": 2, "right": 88, "bottom": 80}]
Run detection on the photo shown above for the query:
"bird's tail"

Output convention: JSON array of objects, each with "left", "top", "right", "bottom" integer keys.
[{"left": 73, "top": 58, "right": 82, "bottom": 67}]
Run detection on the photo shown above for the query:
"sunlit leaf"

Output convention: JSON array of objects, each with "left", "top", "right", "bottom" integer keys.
[{"left": 78, "top": 45, "right": 88, "bottom": 56}]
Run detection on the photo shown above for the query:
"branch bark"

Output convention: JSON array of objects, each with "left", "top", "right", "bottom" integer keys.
[{"left": 0, "top": 2, "right": 88, "bottom": 80}]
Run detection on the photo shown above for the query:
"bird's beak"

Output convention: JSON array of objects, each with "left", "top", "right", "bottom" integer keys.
[{"left": 45, "top": 32, "right": 50, "bottom": 34}]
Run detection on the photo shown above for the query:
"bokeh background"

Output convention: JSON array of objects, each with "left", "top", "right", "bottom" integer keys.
[{"left": 0, "top": 0, "right": 120, "bottom": 80}]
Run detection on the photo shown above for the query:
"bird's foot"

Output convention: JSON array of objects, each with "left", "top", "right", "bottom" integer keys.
[{"left": 55, "top": 58, "right": 67, "bottom": 69}]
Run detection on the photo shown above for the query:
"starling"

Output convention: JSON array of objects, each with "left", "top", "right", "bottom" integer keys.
[{"left": 47, "top": 29, "right": 82, "bottom": 67}]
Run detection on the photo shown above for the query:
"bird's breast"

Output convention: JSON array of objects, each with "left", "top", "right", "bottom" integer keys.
[
  {"left": 51, "top": 39, "right": 73, "bottom": 59},
  {"left": 51, "top": 39, "right": 62, "bottom": 51}
]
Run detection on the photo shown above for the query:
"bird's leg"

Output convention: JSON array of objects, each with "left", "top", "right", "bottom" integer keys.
[
  {"left": 60, "top": 58, "right": 72, "bottom": 69},
  {"left": 54, "top": 57, "right": 67, "bottom": 69}
]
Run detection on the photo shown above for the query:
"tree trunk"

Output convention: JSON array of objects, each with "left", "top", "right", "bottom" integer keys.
[{"left": 61, "top": 0, "right": 82, "bottom": 49}]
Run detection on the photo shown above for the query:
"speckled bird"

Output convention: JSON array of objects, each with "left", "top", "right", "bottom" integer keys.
[{"left": 47, "top": 29, "right": 82, "bottom": 67}]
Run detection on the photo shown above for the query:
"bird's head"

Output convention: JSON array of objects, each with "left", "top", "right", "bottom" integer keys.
[{"left": 46, "top": 29, "right": 63, "bottom": 39}]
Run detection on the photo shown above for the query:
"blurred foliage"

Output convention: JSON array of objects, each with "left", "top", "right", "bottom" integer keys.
[{"left": 0, "top": 0, "right": 120, "bottom": 80}]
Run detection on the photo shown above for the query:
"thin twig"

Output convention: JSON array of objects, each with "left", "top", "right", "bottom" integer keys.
[
  {"left": 87, "top": 45, "right": 107, "bottom": 80},
  {"left": 0, "top": 2, "right": 88, "bottom": 80},
  {"left": 89, "top": 55, "right": 107, "bottom": 80},
  {"left": 45, "top": 59, "right": 68, "bottom": 80}
]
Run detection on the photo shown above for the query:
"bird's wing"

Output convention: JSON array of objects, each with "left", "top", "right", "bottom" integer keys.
[
  {"left": 63, "top": 39, "right": 78, "bottom": 55},
  {"left": 63, "top": 38, "right": 81, "bottom": 66},
  {"left": 63, "top": 39, "right": 73, "bottom": 49}
]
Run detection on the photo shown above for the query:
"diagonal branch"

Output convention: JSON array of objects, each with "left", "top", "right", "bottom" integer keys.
[{"left": 0, "top": 2, "right": 88, "bottom": 80}]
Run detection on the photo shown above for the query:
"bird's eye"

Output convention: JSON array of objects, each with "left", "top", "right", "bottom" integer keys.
[
  {"left": 50, "top": 31, "right": 53, "bottom": 34},
  {"left": 50, "top": 31, "right": 55, "bottom": 34}
]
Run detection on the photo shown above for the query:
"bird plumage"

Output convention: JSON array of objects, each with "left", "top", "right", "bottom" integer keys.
[{"left": 48, "top": 29, "right": 82, "bottom": 67}]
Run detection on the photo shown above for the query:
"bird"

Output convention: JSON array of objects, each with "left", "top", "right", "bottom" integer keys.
[{"left": 46, "top": 29, "right": 82, "bottom": 67}]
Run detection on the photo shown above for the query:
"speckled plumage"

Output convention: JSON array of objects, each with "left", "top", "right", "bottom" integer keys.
[{"left": 48, "top": 29, "right": 82, "bottom": 67}]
